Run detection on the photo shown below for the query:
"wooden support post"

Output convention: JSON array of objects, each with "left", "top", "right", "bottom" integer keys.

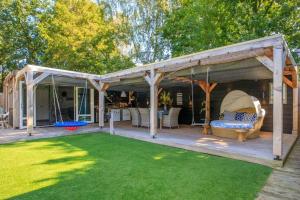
[
  {"left": 198, "top": 81, "right": 217, "bottom": 134},
  {"left": 110, "top": 112, "right": 114, "bottom": 134},
  {"left": 145, "top": 69, "right": 163, "bottom": 138},
  {"left": 283, "top": 69, "right": 298, "bottom": 136},
  {"left": 204, "top": 86, "right": 210, "bottom": 135},
  {"left": 99, "top": 82, "right": 109, "bottom": 128},
  {"left": 150, "top": 82, "right": 158, "bottom": 137},
  {"left": 26, "top": 71, "right": 34, "bottom": 136},
  {"left": 99, "top": 89, "right": 105, "bottom": 128},
  {"left": 88, "top": 79, "right": 109, "bottom": 128},
  {"left": 13, "top": 77, "right": 19, "bottom": 128},
  {"left": 292, "top": 86, "right": 298, "bottom": 136},
  {"left": 273, "top": 45, "right": 285, "bottom": 159}
]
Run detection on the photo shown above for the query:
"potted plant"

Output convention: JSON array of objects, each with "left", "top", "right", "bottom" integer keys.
[{"left": 160, "top": 91, "right": 173, "bottom": 111}]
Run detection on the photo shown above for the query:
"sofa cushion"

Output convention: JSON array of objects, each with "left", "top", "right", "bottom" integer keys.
[{"left": 210, "top": 120, "right": 254, "bottom": 129}]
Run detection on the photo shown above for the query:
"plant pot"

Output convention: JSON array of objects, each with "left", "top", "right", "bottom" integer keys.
[{"left": 163, "top": 104, "right": 167, "bottom": 111}]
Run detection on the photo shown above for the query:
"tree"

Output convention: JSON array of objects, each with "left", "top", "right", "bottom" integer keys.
[
  {"left": 162, "top": 0, "right": 300, "bottom": 59},
  {"left": 101, "top": 0, "right": 172, "bottom": 64},
  {"left": 39, "top": 0, "right": 133, "bottom": 74},
  {"left": 0, "top": 0, "right": 50, "bottom": 71}
]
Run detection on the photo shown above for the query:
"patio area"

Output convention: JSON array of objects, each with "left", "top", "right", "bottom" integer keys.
[
  {"left": 102, "top": 121, "right": 297, "bottom": 168},
  {"left": 1, "top": 122, "right": 297, "bottom": 168}
]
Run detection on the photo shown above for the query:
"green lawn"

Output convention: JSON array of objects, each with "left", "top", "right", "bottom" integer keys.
[{"left": 0, "top": 133, "right": 271, "bottom": 200}]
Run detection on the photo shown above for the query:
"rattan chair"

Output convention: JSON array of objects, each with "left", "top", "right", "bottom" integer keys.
[
  {"left": 138, "top": 108, "right": 150, "bottom": 128},
  {"left": 0, "top": 112, "right": 9, "bottom": 129},
  {"left": 162, "top": 108, "right": 182, "bottom": 128},
  {"left": 128, "top": 108, "right": 141, "bottom": 127}
]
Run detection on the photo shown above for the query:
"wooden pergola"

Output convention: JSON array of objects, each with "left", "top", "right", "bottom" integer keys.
[{"left": 7, "top": 34, "right": 298, "bottom": 160}]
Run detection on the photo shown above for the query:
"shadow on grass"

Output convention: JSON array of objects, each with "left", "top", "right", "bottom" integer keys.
[{"left": 3, "top": 133, "right": 272, "bottom": 200}]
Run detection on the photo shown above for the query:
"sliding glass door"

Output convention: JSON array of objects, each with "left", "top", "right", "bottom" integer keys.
[
  {"left": 19, "top": 81, "right": 27, "bottom": 129},
  {"left": 75, "top": 87, "right": 94, "bottom": 123}
]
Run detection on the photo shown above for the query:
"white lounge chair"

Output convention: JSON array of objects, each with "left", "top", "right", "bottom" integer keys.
[
  {"left": 128, "top": 108, "right": 141, "bottom": 127},
  {"left": 162, "top": 107, "right": 182, "bottom": 128},
  {"left": 138, "top": 108, "right": 150, "bottom": 128}
]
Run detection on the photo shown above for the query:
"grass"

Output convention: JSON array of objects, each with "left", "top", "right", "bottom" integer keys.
[{"left": 0, "top": 133, "right": 271, "bottom": 200}]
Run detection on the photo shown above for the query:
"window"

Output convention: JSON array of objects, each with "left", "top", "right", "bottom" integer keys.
[
  {"left": 176, "top": 92, "right": 183, "bottom": 106},
  {"left": 269, "top": 82, "right": 287, "bottom": 104}
]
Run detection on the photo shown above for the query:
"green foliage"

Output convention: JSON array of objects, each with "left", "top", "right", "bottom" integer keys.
[
  {"left": 39, "top": 0, "right": 133, "bottom": 74},
  {"left": 163, "top": 0, "right": 300, "bottom": 59},
  {"left": 101, "top": 0, "right": 171, "bottom": 64},
  {"left": 0, "top": 0, "right": 133, "bottom": 74},
  {"left": 0, "top": 133, "right": 272, "bottom": 199},
  {"left": 0, "top": 0, "right": 299, "bottom": 76},
  {"left": 0, "top": 0, "right": 50, "bottom": 71}
]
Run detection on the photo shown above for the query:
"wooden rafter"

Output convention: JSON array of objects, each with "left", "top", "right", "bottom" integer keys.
[
  {"left": 157, "top": 88, "right": 163, "bottom": 96},
  {"left": 173, "top": 77, "right": 192, "bottom": 83}
]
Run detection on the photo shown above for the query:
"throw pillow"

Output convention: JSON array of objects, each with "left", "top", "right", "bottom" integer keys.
[
  {"left": 235, "top": 112, "right": 245, "bottom": 121},
  {"left": 223, "top": 111, "right": 236, "bottom": 121}
]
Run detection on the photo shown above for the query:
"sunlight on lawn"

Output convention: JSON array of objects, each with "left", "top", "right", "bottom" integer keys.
[
  {"left": 0, "top": 134, "right": 271, "bottom": 200},
  {"left": 0, "top": 140, "right": 94, "bottom": 199}
]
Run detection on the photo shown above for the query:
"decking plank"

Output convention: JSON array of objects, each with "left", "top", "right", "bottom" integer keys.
[{"left": 257, "top": 139, "right": 300, "bottom": 200}]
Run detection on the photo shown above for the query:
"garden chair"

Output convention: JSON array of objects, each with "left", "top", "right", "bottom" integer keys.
[
  {"left": 0, "top": 112, "right": 9, "bottom": 129},
  {"left": 138, "top": 108, "right": 150, "bottom": 128},
  {"left": 128, "top": 108, "right": 141, "bottom": 127},
  {"left": 162, "top": 107, "right": 182, "bottom": 128}
]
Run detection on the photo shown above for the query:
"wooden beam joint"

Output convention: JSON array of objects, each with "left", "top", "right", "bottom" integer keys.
[
  {"left": 283, "top": 70, "right": 297, "bottom": 88},
  {"left": 32, "top": 72, "right": 50, "bottom": 85},
  {"left": 144, "top": 70, "right": 163, "bottom": 86}
]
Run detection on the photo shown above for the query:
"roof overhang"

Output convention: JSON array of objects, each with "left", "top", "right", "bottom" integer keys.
[
  {"left": 16, "top": 65, "right": 102, "bottom": 81},
  {"left": 7, "top": 34, "right": 297, "bottom": 91},
  {"left": 101, "top": 34, "right": 297, "bottom": 82}
]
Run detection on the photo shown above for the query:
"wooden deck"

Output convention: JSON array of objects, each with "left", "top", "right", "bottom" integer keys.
[
  {"left": 103, "top": 121, "right": 297, "bottom": 168},
  {"left": 257, "top": 138, "right": 300, "bottom": 199},
  {"left": 0, "top": 122, "right": 297, "bottom": 168}
]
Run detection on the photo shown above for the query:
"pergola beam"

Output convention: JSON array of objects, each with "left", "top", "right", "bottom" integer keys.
[
  {"left": 101, "top": 35, "right": 283, "bottom": 80},
  {"left": 27, "top": 65, "right": 102, "bottom": 81}
]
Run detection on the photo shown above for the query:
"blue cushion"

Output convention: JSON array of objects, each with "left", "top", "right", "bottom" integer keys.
[
  {"left": 54, "top": 121, "right": 88, "bottom": 127},
  {"left": 223, "top": 111, "right": 236, "bottom": 121},
  {"left": 210, "top": 120, "right": 254, "bottom": 129},
  {"left": 235, "top": 112, "right": 245, "bottom": 121}
]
